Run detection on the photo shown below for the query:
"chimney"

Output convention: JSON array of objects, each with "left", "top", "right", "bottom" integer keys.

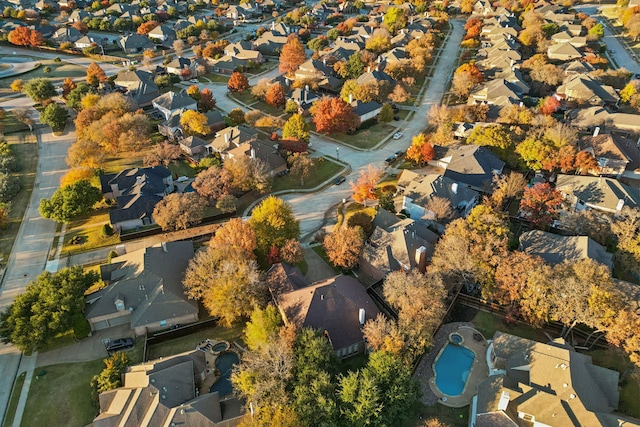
[
  {"left": 359, "top": 308, "right": 366, "bottom": 325},
  {"left": 162, "top": 242, "right": 168, "bottom": 252},
  {"left": 616, "top": 198, "right": 625, "bottom": 212},
  {"left": 593, "top": 126, "right": 600, "bottom": 137},
  {"left": 224, "top": 133, "right": 229, "bottom": 143},
  {"left": 323, "top": 57, "right": 326, "bottom": 65},
  {"left": 415, "top": 246, "right": 427, "bottom": 273},
  {"left": 250, "top": 148, "right": 256, "bottom": 158},
  {"left": 305, "top": 84, "right": 309, "bottom": 92},
  {"left": 451, "top": 182, "right": 458, "bottom": 194},
  {"left": 271, "top": 21, "right": 275, "bottom": 30},
  {"left": 349, "top": 93, "right": 353, "bottom": 104},
  {"left": 136, "top": 176, "right": 143, "bottom": 186},
  {"left": 367, "top": 66, "right": 371, "bottom": 73}
]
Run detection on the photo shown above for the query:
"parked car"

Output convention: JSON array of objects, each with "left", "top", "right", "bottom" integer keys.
[
  {"left": 392, "top": 132, "right": 403, "bottom": 140},
  {"left": 106, "top": 338, "right": 134, "bottom": 353},
  {"left": 395, "top": 150, "right": 405, "bottom": 157},
  {"left": 385, "top": 154, "right": 398, "bottom": 164},
  {"left": 393, "top": 116, "right": 400, "bottom": 121},
  {"left": 190, "top": 79, "right": 199, "bottom": 83},
  {"left": 334, "top": 176, "right": 346, "bottom": 185}
]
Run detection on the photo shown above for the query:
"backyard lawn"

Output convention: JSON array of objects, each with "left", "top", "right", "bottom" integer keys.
[
  {"left": 0, "top": 134, "right": 37, "bottom": 264},
  {"left": 168, "top": 159, "right": 198, "bottom": 178},
  {"left": 146, "top": 324, "right": 244, "bottom": 361},
  {"left": 1, "top": 111, "right": 30, "bottom": 134},
  {"left": 588, "top": 348, "right": 640, "bottom": 418},
  {"left": 471, "top": 310, "right": 548, "bottom": 343},
  {"left": 329, "top": 122, "right": 396, "bottom": 150},
  {"left": 61, "top": 224, "right": 120, "bottom": 256}
]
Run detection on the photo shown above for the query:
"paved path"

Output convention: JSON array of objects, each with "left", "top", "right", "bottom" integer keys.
[
  {"left": 11, "top": 354, "right": 36, "bottom": 427},
  {"left": 0, "top": 103, "right": 74, "bottom": 424},
  {"left": 303, "top": 247, "right": 336, "bottom": 283}
]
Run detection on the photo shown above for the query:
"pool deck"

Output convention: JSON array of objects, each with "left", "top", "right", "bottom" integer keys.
[{"left": 414, "top": 322, "right": 489, "bottom": 408}]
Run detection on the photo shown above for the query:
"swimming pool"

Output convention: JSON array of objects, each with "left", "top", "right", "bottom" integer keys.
[
  {"left": 434, "top": 343, "right": 474, "bottom": 396},
  {"left": 209, "top": 352, "right": 240, "bottom": 397}
]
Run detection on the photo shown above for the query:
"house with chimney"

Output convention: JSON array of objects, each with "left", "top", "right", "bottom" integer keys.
[
  {"left": 85, "top": 241, "right": 199, "bottom": 334},
  {"left": 224, "top": 41, "right": 264, "bottom": 63},
  {"left": 519, "top": 230, "right": 614, "bottom": 269},
  {"left": 92, "top": 349, "right": 244, "bottom": 427},
  {"left": 555, "top": 174, "right": 640, "bottom": 214},
  {"left": 268, "top": 263, "right": 380, "bottom": 359},
  {"left": 557, "top": 74, "right": 619, "bottom": 106},
  {"left": 118, "top": 33, "right": 156, "bottom": 54},
  {"left": 431, "top": 144, "right": 505, "bottom": 193},
  {"left": 208, "top": 126, "right": 258, "bottom": 156},
  {"left": 226, "top": 139, "right": 287, "bottom": 175},
  {"left": 578, "top": 132, "right": 640, "bottom": 178},
  {"left": 100, "top": 166, "right": 174, "bottom": 233},
  {"left": 152, "top": 91, "right": 198, "bottom": 120},
  {"left": 114, "top": 69, "right": 160, "bottom": 107},
  {"left": 360, "top": 209, "right": 438, "bottom": 282}
]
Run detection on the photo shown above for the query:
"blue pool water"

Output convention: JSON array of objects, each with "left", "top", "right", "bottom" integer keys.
[
  {"left": 210, "top": 352, "right": 240, "bottom": 397},
  {"left": 434, "top": 344, "right": 474, "bottom": 396}
]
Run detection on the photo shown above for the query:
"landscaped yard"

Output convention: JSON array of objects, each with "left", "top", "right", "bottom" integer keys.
[
  {"left": 101, "top": 148, "right": 151, "bottom": 175},
  {"left": 168, "top": 159, "right": 198, "bottom": 178},
  {"left": 1, "top": 111, "right": 30, "bottom": 134},
  {"left": 203, "top": 73, "right": 230, "bottom": 83},
  {"left": 407, "top": 402, "right": 468, "bottom": 427},
  {"left": 329, "top": 122, "right": 396, "bottom": 150},
  {"left": 344, "top": 202, "right": 376, "bottom": 225},
  {"left": 2, "top": 372, "right": 25, "bottom": 427},
  {"left": 61, "top": 224, "right": 120, "bottom": 257},
  {"left": 146, "top": 324, "right": 244, "bottom": 361},
  {"left": 0, "top": 59, "right": 87, "bottom": 88},
  {"left": 67, "top": 210, "right": 110, "bottom": 230},
  {"left": 271, "top": 157, "right": 345, "bottom": 192},
  {"left": 0, "top": 134, "right": 37, "bottom": 264},
  {"left": 471, "top": 310, "right": 548, "bottom": 343}
]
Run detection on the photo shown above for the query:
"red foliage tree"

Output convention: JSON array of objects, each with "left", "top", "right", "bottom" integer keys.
[
  {"left": 267, "top": 245, "right": 281, "bottom": 265},
  {"left": 311, "top": 97, "right": 360, "bottom": 134},
  {"left": 519, "top": 183, "right": 563, "bottom": 229},
  {"left": 29, "top": 29, "right": 44, "bottom": 47},
  {"left": 198, "top": 88, "right": 216, "bottom": 112},
  {"left": 8, "top": 27, "right": 43, "bottom": 47},
  {"left": 539, "top": 96, "right": 561, "bottom": 115},
  {"left": 265, "top": 83, "right": 286, "bottom": 108},
  {"left": 280, "top": 139, "right": 309, "bottom": 153},
  {"left": 181, "top": 68, "right": 192, "bottom": 80},
  {"left": 227, "top": 71, "right": 249, "bottom": 93},
  {"left": 279, "top": 34, "right": 306, "bottom": 75},
  {"left": 574, "top": 150, "right": 599, "bottom": 174},
  {"left": 71, "top": 21, "right": 89, "bottom": 34}
]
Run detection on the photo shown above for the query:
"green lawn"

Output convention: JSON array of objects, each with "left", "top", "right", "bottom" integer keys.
[
  {"left": 329, "top": 122, "right": 396, "bottom": 150},
  {"left": 2, "top": 372, "right": 25, "bottom": 427},
  {"left": 229, "top": 90, "right": 256, "bottom": 106},
  {"left": 338, "top": 353, "right": 368, "bottom": 375},
  {"left": 344, "top": 203, "right": 376, "bottom": 225},
  {"left": 407, "top": 402, "right": 468, "bottom": 427},
  {"left": 67, "top": 210, "right": 110, "bottom": 230},
  {"left": 168, "top": 159, "right": 198, "bottom": 178},
  {"left": 101, "top": 148, "right": 149, "bottom": 175},
  {"left": 0, "top": 134, "right": 37, "bottom": 264},
  {"left": 203, "top": 73, "right": 230, "bottom": 83},
  {"left": 146, "top": 324, "right": 244, "bottom": 361},
  {"left": 471, "top": 310, "right": 548, "bottom": 343},
  {"left": 0, "top": 59, "right": 87, "bottom": 88},
  {"left": 61, "top": 224, "right": 120, "bottom": 256},
  {"left": 1, "top": 111, "right": 30, "bottom": 134},
  {"left": 271, "top": 157, "right": 344, "bottom": 192}
]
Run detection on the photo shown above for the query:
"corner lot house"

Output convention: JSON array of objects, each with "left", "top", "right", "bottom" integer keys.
[
  {"left": 85, "top": 241, "right": 199, "bottom": 335},
  {"left": 268, "top": 263, "right": 380, "bottom": 359}
]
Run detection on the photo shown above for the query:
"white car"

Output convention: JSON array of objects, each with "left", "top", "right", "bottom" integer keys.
[
  {"left": 392, "top": 132, "right": 403, "bottom": 140},
  {"left": 190, "top": 79, "right": 199, "bottom": 83}
]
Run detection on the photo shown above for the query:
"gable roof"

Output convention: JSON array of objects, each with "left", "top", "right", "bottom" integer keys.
[
  {"left": 558, "top": 74, "right": 619, "bottom": 105},
  {"left": 269, "top": 271, "right": 380, "bottom": 351},
  {"left": 436, "top": 144, "right": 505, "bottom": 190},
  {"left": 119, "top": 33, "right": 155, "bottom": 50},
  {"left": 555, "top": 174, "right": 640, "bottom": 211},
  {"left": 226, "top": 139, "right": 286, "bottom": 172},
  {"left": 209, "top": 126, "right": 257, "bottom": 152},
  {"left": 519, "top": 230, "right": 613, "bottom": 269},
  {"left": 153, "top": 91, "right": 197, "bottom": 111},
  {"left": 468, "top": 79, "right": 522, "bottom": 106},
  {"left": 404, "top": 173, "right": 481, "bottom": 210},
  {"left": 579, "top": 133, "right": 636, "bottom": 166},
  {"left": 86, "top": 241, "right": 198, "bottom": 328}
]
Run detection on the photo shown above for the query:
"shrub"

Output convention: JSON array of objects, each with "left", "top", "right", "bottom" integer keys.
[
  {"left": 108, "top": 250, "right": 118, "bottom": 262},
  {"left": 101, "top": 223, "right": 113, "bottom": 237},
  {"left": 43, "top": 66, "right": 52, "bottom": 73},
  {"left": 72, "top": 313, "right": 91, "bottom": 339}
]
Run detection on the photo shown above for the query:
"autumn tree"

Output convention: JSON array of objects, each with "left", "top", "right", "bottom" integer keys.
[
  {"left": 86, "top": 62, "right": 107, "bottom": 86},
  {"left": 244, "top": 305, "right": 282, "bottom": 352},
  {"left": 288, "top": 152, "right": 317, "bottom": 186},
  {"left": 406, "top": 133, "right": 434, "bottom": 166},
  {"left": 227, "top": 108, "right": 246, "bottom": 126},
  {"left": 249, "top": 196, "right": 300, "bottom": 255},
  {"left": 61, "top": 78, "right": 76, "bottom": 98},
  {"left": 490, "top": 172, "right": 528, "bottom": 210},
  {"left": 198, "top": 88, "right": 216, "bottom": 112},
  {"left": 519, "top": 183, "right": 563, "bottom": 229},
  {"left": 191, "top": 165, "right": 233, "bottom": 203},
  {"left": 143, "top": 142, "right": 182, "bottom": 167},
  {"left": 365, "top": 28, "right": 392, "bottom": 54},
  {"left": 282, "top": 113, "right": 310, "bottom": 142},
  {"left": 425, "top": 196, "right": 456, "bottom": 223},
  {"left": 350, "top": 165, "right": 383, "bottom": 206},
  {"left": 362, "top": 314, "right": 405, "bottom": 356},
  {"left": 266, "top": 83, "right": 287, "bottom": 108},
  {"left": 539, "top": 96, "right": 560, "bottom": 115},
  {"left": 60, "top": 168, "right": 95, "bottom": 187},
  {"left": 280, "top": 239, "right": 304, "bottom": 264},
  {"left": 323, "top": 225, "right": 364, "bottom": 270},
  {"left": 388, "top": 84, "right": 410, "bottom": 103},
  {"left": 611, "top": 208, "right": 640, "bottom": 279},
  {"left": 494, "top": 251, "right": 545, "bottom": 318},
  {"left": 152, "top": 192, "right": 206, "bottom": 231},
  {"left": 311, "top": 97, "right": 360, "bottom": 134},
  {"left": 451, "top": 62, "right": 483, "bottom": 98},
  {"left": 224, "top": 156, "right": 271, "bottom": 193},
  {"left": 183, "top": 245, "right": 266, "bottom": 326},
  {"left": 10, "top": 79, "right": 23, "bottom": 92},
  {"left": 467, "top": 124, "right": 514, "bottom": 158},
  {"left": 90, "top": 352, "right": 130, "bottom": 404},
  {"left": 228, "top": 71, "right": 249, "bottom": 93},
  {"left": 8, "top": 27, "right": 43, "bottom": 47},
  {"left": 279, "top": 34, "right": 306, "bottom": 75},
  {"left": 137, "top": 20, "right": 159, "bottom": 35},
  {"left": 211, "top": 217, "right": 257, "bottom": 257},
  {"left": 180, "top": 110, "right": 210, "bottom": 136}
]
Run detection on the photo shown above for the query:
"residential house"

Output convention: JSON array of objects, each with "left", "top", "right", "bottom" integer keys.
[
  {"left": 578, "top": 133, "right": 639, "bottom": 177},
  {"left": 547, "top": 42, "right": 583, "bottom": 61},
  {"left": 555, "top": 174, "right": 640, "bottom": 213},
  {"left": 119, "top": 33, "right": 156, "bottom": 54},
  {"left": 226, "top": 139, "right": 287, "bottom": 175},
  {"left": 557, "top": 74, "right": 619, "bottom": 106},
  {"left": 431, "top": 144, "right": 505, "bottom": 192},
  {"left": 254, "top": 31, "right": 288, "bottom": 55},
  {"left": 224, "top": 41, "right": 263, "bottom": 63},
  {"left": 147, "top": 24, "right": 176, "bottom": 45},
  {"left": 208, "top": 55, "right": 246, "bottom": 74},
  {"left": 472, "top": 331, "right": 640, "bottom": 427},
  {"left": 473, "top": 0, "right": 494, "bottom": 15},
  {"left": 294, "top": 58, "right": 334, "bottom": 81},
  {"left": 350, "top": 99, "right": 382, "bottom": 124},
  {"left": 178, "top": 135, "right": 209, "bottom": 158},
  {"left": 398, "top": 170, "right": 480, "bottom": 220},
  {"left": 152, "top": 91, "right": 198, "bottom": 120},
  {"left": 114, "top": 69, "right": 160, "bottom": 107},
  {"left": 519, "top": 230, "right": 613, "bottom": 269},
  {"left": 356, "top": 69, "right": 395, "bottom": 87},
  {"left": 85, "top": 241, "right": 198, "bottom": 334},
  {"left": 52, "top": 27, "right": 82, "bottom": 44},
  {"left": 360, "top": 210, "right": 438, "bottom": 282},
  {"left": 268, "top": 263, "right": 381, "bottom": 358},
  {"left": 74, "top": 35, "right": 104, "bottom": 50},
  {"left": 100, "top": 166, "right": 174, "bottom": 232},
  {"left": 468, "top": 79, "right": 524, "bottom": 107},
  {"left": 287, "top": 87, "right": 320, "bottom": 112},
  {"left": 69, "top": 9, "right": 90, "bottom": 22},
  {"left": 208, "top": 126, "right": 258, "bottom": 156},
  {"left": 92, "top": 350, "right": 244, "bottom": 427},
  {"left": 563, "top": 59, "right": 595, "bottom": 76},
  {"left": 166, "top": 57, "right": 198, "bottom": 78},
  {"left": 568, "top": 106, "right": 640, "bottom": 134}
]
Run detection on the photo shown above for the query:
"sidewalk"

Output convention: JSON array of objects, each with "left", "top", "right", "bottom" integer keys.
[{"left": 11, "top": 354, "right": 36, "bottom": 427}]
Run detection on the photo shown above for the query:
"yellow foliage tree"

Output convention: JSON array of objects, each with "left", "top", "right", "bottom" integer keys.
[{"left": 180, "top": 110, "right": 210, "bottom": 136}]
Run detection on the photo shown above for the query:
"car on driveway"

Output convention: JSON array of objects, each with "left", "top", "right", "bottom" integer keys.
[
  {"left": 106, "top": 338, "right": 134, "bottom": 354},
  {"left": 392, "top": 132, "right": 403, "bottom": 140},
  {"left": 190, "top": 78, "right": 199, "bottom": 83},
  {"left": 334, "top": 176, "right": 346, "bottom": 185}
]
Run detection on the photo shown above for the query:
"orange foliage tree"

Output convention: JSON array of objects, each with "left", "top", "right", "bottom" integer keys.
[
  {"left": 406, "top": 133, "right": 435, "bottom": 166},
  {"left": 539, "top": 96, "right": 560, "bottom": 115},
  {"left": 137, "top": 20, "right": 159, "bottom": 35},
  {"left": 279, "top": 34, "right": 306, "bottom": 75},
  {"left": 227, "top": 71, "right": 249, "bottom": 93},
  {"left": 311, "top": 97, "right": 360, "bottom": 134},
  {"left": 350, "top": 165, "right": 383, "bottom": 206},
  {"left": 265, "top": 83, "right": 286, "bottom": 108},
  {"left": 519, "top": 183, "right": 563, "bottom": 229},
  {"left": 86, "top": 62, "right": 107, "bottom": 86},
  {"left": 8, "top": 27, "right": 43, "bottom": 47}
]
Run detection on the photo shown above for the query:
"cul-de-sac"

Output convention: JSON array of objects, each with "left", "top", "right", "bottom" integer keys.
[{"left": 0, "top": 0, "right": 639, "bottom": 425}]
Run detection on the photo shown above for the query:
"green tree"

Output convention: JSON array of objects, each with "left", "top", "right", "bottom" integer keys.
[
  {"left": 39, "top": 180, "right": 102, "bottom": 223},
  {"left": 378, "top": 103, "right": 394, "bottom": 123},
  {"left": 383, "top": 7, "right": 406, "bottom": 34},
  {"left": 66, "top": 83, "right": 91, "bottom": 110},
  {"left": 340, "top": 52, "right": 365, "bottom": 79},
  {"left": 249, "top": 196, "right": 300, "bottom": 255},
  {"left": 0, "top": 172, "right": 21, "bottom": 203},
  {"left": 23, "top": 78, "right": 56, "bottom": 103},
  {"left": 244, "top": 305, "right": 282, "bottom": 352},
  {"left": 90, "top": 352, "right": 130, "bottom": 403},
  {"left": 588, "top": 23, "right": 605, "bottom": 39},
  {"left": 40, "top": 103, "right": 68, "bottom": 131},
  {"left": 282, "top": 113, "right": 310, "bottom": 142},
  {"left": 0, "top": 267, "right": 99, "bottom": 352}
]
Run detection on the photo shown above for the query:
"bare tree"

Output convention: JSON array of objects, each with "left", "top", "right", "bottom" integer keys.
[
  {"left": 424, "top": 196, "right": 456, "bottom": 223},
  {"left": 143, "top": 142, "right": 182, "bottom": 167}
]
